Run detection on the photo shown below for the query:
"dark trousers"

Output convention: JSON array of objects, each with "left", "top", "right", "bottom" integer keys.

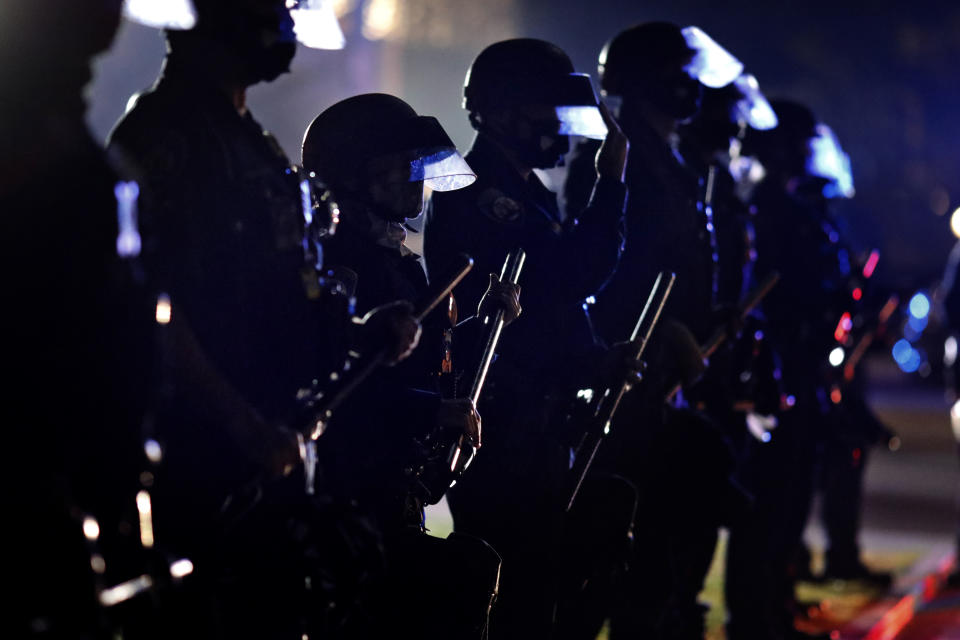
[
  {"left": 447, "top": 433, "right": 569, "bottom": 640},
  {"left": 725, "top": 408, "right": 821, "bottom": 640}
]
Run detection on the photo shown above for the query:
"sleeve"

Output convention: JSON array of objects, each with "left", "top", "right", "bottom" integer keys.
[
  {"left": 424, "top": 190, "right": 497, "bottom": 317},
  {"left": 107, "top": 110, "right": 200, "bottom": 297},
  {"left": 560, "top": 171, "right": 628, "bottom": 303},
  {"left": 562, "top": 138, "right": 602, "bottom": 216}
]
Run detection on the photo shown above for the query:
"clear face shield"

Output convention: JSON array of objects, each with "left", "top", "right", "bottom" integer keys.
[
  {"left": 122, "top": 0, "right": 345, "bottom": 50},
  {"left": 285, "top": 0, "right": 345, "bottom": 49},
  {"left": 361, "top": 117, "right": 477, "bottom": 193},
  {"left": 732, "top": 74, "right": 778, "bottom": 131},
  {"left": 681, "top": 26, "right": 744, "bottom": 89},
  {"left": 806, "top": 123, "right": 855, "bottom": 199},
  {"left": 122, "top": 0, "right": 197, "bottom": 29},
  {"left": 544, "top": 74, "right": 609, "bottom": 140}
]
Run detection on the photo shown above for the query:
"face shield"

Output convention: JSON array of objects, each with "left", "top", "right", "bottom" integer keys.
[
  {"left": 681, "top": 26, "right": 743, "bottom": 89},
  {"left": 286, "top": 0, "right": 345, "bottom": 49},
  {"left": 551, "top": 74, "right": 608, "bottom": 139},
  {"left": 732, "top": 74, "right": 778, "bottom": 131},
  {"left": 361, "top": 116, "right": 476, "bottom": 192},
  {"left": 122, "top": 0, "right": 344, "bottom": 50},
  {"left": 515, "top": 73, "right": 609, "bottom": 140},
  {"left": 122, "top": 0, "right": 197, "bottom": 29},
  {"left": 806, "top": 123, "right": 854, "bottom": 199}
]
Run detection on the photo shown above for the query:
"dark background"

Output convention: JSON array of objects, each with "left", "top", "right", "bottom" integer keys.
[{"left": 88, "top": 0, "right": 960, "bottom": 292}]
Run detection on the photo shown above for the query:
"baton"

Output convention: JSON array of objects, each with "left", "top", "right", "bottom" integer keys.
[
  {"left": 566, "top": 271, "right": 676, "bottom": 511},
  {"left": 304, "top": 253, "right": 474, "bottom": 440},
  {"left": 665, "top": 271, "right": 780, "bottom": 403}
]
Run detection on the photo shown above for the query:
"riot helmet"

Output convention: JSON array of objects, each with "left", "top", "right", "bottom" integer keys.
[
  {"left": 744, "top": 100, "right": 852, "bottom": 199},
  {"left": 302, "top": 93, "right": 475, "bottom": 246},
  {"left": 684, "top": 73, "right": 778, "bottom": 158},
  {"left": 743, "top": 99, "right": 819, "bottom": 182},
  {"left": 599, "top": 23, "right": 742, "bottom": 121},
  {"left": 129, "top": 0, "right": 343, "bottom": 84},
  {"left": 463, "top": 38, "right": 608, "bottom": 169},
  {"left": 1, "top": 0, "right": 123, "bottom": 115}
]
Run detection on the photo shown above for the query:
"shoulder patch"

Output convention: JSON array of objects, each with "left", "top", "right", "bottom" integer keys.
[{"left": 478, "top": 187, "right": 524, "bottom": 225}]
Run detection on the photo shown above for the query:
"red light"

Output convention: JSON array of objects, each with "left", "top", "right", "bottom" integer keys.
[
  {"left": 852, "top": 287, "right": 862, "bottom": 301},
  {"left": 862, "top": 250, "right": 880, "bottom": 279},
  {"left": 831, "top": 388, "right": 842, "bottom": 404},
  {"left": 834, "top": 312, "right": 852, "bottom": 342}
]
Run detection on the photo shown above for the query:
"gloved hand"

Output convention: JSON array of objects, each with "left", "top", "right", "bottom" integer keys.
[
  {"left": 436, "top": 398, "right": 482, "bottom": 450},
  {"left": 355, "top": 300, "right": 422, "bottom": 365},
  {"left": 593, "top": 340, "right": 646, "bottom": 389},
  {"left": 260, "top": 423, "right": 303, "bottom": 478},
  {"left": 477, "top": 274, "right": 522, "bottom": 325},
  {"left": 594, "top": 101, "right": 629, "bottom": 182},
  {"left": 712, "top": 303, "right": 745, "bottom": 342},
  {"left": 658, "top": 318, "right": 707, "bottom": 389}
]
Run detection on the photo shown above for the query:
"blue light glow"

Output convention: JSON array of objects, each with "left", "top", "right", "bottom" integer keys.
[
  {"left": 114, "top": 181, "right": 142, "bottom": 258},
  {"left": 892, "top": 339, "right": 912, "bottom": 363},
  {"left": 892, "top": 339, "right": 923, "bottom": 373},
  {"left": 300, "top": 178, "right": 313, "bottom": 225},
  {"left": 907, "top": 314, "right": 928, "bottom": 333},
  {"left": 908, "top": 292, "right": 930, "bottom": 319}
]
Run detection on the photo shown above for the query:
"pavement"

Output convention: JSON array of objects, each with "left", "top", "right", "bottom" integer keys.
[
  {"left": 800, "top": 356, "right": 959, "bottom": 640},
  {"left": 427, "top": 354, "right": 960, "bottom": 639}
]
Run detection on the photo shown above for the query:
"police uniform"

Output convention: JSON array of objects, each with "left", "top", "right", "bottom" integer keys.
[
  {"left": 565, "top": 108, "right": 739, "bottom": 640},
  {"left": 424, "top": 132, "right": 626, "bottom": 638},
  {"left": 109, "top": 56, "right": 327, "bottom": 536},
  {"left": 108, "top": 53, "right": 345, "bottom": 640},
  {"left": 316, "top": 226, "right": 452, "bottom": 529}
]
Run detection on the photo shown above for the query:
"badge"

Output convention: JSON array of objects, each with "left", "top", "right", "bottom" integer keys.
[{"left": 479, "top": 188, "right": 524, "bottom": 225}]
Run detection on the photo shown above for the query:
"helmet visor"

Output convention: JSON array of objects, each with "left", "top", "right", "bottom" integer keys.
[
  {"left": 556, "top": 105, "right": 608, "bottom": 139},
  {"left": 519, "top": 74, "right": 608, "bottom": 139},
  {"left": 414, "top": 149, "right": 477, "bottom": 191},
  {"left": 363, "top": 116, "right": 476, "bottom": 192},
  {"left": 682, "top": 26, "right": 744, "bottom": 89},
  {"left": 806, "top": 124, "right": 854, "bottom": 198},
  {"left": 287, "top": 0, "right": 345, "bottom": 50},
  {"left": 732, "top": 74, "right": 778, "bottom": 131},
  {"left": 122, "top": 0, "right": 197, "bottom": 30}
]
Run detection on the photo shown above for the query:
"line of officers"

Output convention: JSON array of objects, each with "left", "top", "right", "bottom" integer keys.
[{"left": 3, "top": 2, "right": 894, "bottom": 639}]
